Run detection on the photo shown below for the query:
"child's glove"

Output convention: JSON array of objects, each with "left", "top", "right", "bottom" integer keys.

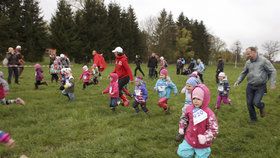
[{"left": 198, "top": 134, "right": 207, "bottom": 144}]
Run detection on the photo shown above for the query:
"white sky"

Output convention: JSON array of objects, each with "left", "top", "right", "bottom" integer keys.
[{"left": 39, "top": 0, "right": 280, "bottom": 55}]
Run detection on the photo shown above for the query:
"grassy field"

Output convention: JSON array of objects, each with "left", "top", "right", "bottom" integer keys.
[{"left": 0, "top": 62, "right": 279, "bottom": 158}]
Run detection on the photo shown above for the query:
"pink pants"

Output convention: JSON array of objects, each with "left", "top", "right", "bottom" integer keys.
[
  {"left": 158, "top": 97, "right": 168, "bottom": 110},
  {"left": 216, "top": 95, "right": 231, "bottom": 109}
]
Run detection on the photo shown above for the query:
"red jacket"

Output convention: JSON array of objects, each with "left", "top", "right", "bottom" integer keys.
[
  {"left": 80, "top": 70, "right": 92, "bottom": 83},
  {"left": 93, "top": 53, "right": 107, "bottom": 72},
  {"left": 113, "top": 54, "right": 133, "bottom": 81},
  {"left": 103, "top": 73, "right": 119, "bottom": 98}
]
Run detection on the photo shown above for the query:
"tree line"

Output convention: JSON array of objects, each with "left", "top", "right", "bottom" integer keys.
[{"left": 1, "top": 0, "right": 278, "bottom": 63}]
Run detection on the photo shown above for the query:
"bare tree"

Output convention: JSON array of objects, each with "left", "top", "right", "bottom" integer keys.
[
  {"left": 209, "top": 35, "right": 226, "bottom": 62},
  {"left": 139, "top": 16, "right": 158, "bottom": 53},
  {"left": 231, "top": 40, "right": 242, "bottom": 68},
  {"left": 262, "top": 40, "right": 280, "bottom": 62}
]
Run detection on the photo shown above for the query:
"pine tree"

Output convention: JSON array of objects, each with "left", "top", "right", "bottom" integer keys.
[
  {"left": 49, "top": 0, "right": 77, "bottom": 61},
  {"left": 21, "top": 0, "right": 48, "bottom": 61}
]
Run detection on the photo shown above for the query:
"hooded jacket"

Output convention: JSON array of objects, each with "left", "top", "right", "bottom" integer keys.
[
  {"left": 80, "top": 70, "right": 91, "bottom": 83},
  {"left": 103, "top": 73, "right": 119, "bottom": 98},
  {"left": 180, "top": 84, "right": 218, "bottom": 148},
  {"left": 113, "top": 54, "right": 133, "bottom": 81},
  {"left": 133, "top": 82, "right": 148, "bottom": 102},
  {"left": 35, "top": 68, "right": 44, "bottom": 81},
  {"left": 154, "top": 77, "right": 178, "bottom": 99}
]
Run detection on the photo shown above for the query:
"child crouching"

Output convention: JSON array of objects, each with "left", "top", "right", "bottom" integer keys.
[
  {"left": 132, "top": 76, "right": 149, "bottom": 114},
  {"left": 102, "top": 73, "right": 119, "bottom": 111},
  {"left": 177, "top": 84, "right": 218, "bottom": 158},
  {"left": 61, "top": 68, "right": 75, "bottom": 101},
  {"left": 0, "top": 71, "right": 25, "bottom": 105}
]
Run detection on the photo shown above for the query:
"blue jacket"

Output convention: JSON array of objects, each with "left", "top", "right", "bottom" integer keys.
[
  {"left": 154, "top": 78, "right": 178, "bottom": 99},
  {"left": 217, "top": 78, "right": 230, "bottom": 96},
  {"left": 133, "top": 83, "right": 148, "bottom": 102}
]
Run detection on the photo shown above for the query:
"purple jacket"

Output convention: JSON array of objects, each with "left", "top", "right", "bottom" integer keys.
[
  {"left": 133, "top": 83, "right": 148, "bottom": 102},
  {"left": 35, "top": 68, "right": 44, "bottom": 81}
]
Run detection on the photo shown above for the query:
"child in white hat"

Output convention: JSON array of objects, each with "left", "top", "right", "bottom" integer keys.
[{"left": 215, "top": 72, "right": 231, "bottom": 110}]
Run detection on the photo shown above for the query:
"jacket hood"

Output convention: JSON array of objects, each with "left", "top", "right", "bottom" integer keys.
[
  {"left": 110, "top": 73, "right": 118, "bottom": 83},
  {"left": 191, "top": 84, "right": 210, "bottom": 109}
]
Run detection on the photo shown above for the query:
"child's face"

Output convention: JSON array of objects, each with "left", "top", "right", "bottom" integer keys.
[
  {"left": 135, "top": 80, "right": 140, "bottom": 86},
  {"left": 109, "top": 77, "right": 113, "bottom": 81},
  {"left": 186, "top": 84, "right": 194, "bottom": 93},
  {"left": 192, "top": 98, "right": 203, "bottom": 108},
  {"left": 160, "top": 74, "right": 166, "bottom": 79},
  {"left": 218, "top": 76, "right": 224, "bottom": 81}
]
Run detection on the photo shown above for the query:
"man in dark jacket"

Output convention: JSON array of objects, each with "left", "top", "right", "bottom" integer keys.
[
  {"left": 134, "top": 55, "right": 145, "bottom": 77},
  {"left": 216, "top": 57, "right": 224, "bottom": 83},
  {"left": 147, "top": 53, "right": 158, "bottom": 78},
  {"left": 6, "top": 47, "right": 20, "bottom": 84}
]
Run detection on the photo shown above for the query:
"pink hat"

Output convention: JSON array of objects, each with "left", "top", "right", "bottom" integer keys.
[
  {"left": 192, "top": 87, "right": 204, "bottom": 101},
  {"left": 160, "top": 69, "right": 168, "bottom": 76},
  {"left": 34, "top": 63, "right": 41, "bottom": 69}
]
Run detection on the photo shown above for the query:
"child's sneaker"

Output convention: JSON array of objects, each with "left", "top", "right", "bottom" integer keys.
[
  {"left": 123, "top": 100, "right": 130, "bottom": 107},
  {"left": 164, "top": 107, "right": 170, "bottom": 114},
  {"left": 16, "top": 98, "right": 25, "bottom": 105},
  {"left": 110, "top": 107, "right": 116, "bottom": 111}
]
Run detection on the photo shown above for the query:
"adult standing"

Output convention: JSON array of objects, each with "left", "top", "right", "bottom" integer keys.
[
  {"left": 15, "top": 45, "right": 24, "bottom": 77},
  {"left": 6, "top": 47, "right": 20, "bottom": 84},
  {"left": 92, "top": 50, "right": 107, "bottom": 77},
  {"left": 216, "top": 57, "right": 224, "bottom": 84},
  {"left": 134, "top": 55, "right": 145, "bottom": 77},
  {"left": 196, "top": 59, "right": 205, "bottom": 83},
  {"left": 112, "top": 47, "right": 134, "bottom": 106},
  {"left": 234, "top": 47, "right": 276, "bottom": 123},
  {"left": 147, "top": 53, "right": 158, "bottom": 78}
]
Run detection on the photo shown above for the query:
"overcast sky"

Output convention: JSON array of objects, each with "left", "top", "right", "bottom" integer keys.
[{"left": 39, "top": 0, "right": 280, "bottom": 54}]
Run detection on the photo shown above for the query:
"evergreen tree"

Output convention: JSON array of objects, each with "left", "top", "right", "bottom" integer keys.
[
  {"left": 176, "top": 28, "right": 192, "bottom": 58},
  {"left": 21, "top": 0, "right": 48, "bottom": 61},
  {"left": 49, "top": 0, "right": 77, "bottom": 60}
]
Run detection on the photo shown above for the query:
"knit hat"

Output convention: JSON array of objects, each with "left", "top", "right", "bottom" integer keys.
[
  {"left": 34, "top": 63, "right": 41, "bottom": 69},
  {"left": 160, "top": 56, "right": 164, "bottom": 60},
  {"left": 82, "top": 65, "right": 88, "bottom": 71},
  {"left": 186, "top": 77, "right": 199, "bottom": 87},
  {"left": 112, "top": 47, "right": 123, "bottom": 54},
  {"left": 160, "top": 69, "right": 168, "bottom": 76},
  {"left": 192, "top": 87, "right": 204, "bottom": 101},
  {"left": 16, "top": 45, "right": 21, "bottom": 50},
  {"left": 218, "top": 72, "right": 226, "bottom": 77},
  {"left": 135, "top": 76, "right": 144, "bottom": 84},
  {"left": 60, "top": 54, "right": 65, "bottom": 58}
]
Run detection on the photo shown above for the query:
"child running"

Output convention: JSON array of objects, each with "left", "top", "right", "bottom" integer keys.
[
  {"left": 80, "top": 65, "right": 93, "bottom": 89},
  {"left": 176, "top": 77, "right": 200, "bottom": 141},
  {"left": 62, "top": 68, "right": 75, "bottom": 101},
  {"left": 34, "top": 63, "right": 48, "bottom": 89},
  {"left": 215, "top": 72, "right": 231, "bottom": 110},
  {"left": 91, "top": 64, "right": 100, "bottom": 85},
  {"left": 177, "top": 84, "right": 218, "bottom": 158},
  {"left": 132, "top": 76, "right": 149, "bottom": 115},
  {"left": 154, "top": 69, "right": 178, "bottom": 113},
  {"left": 102, "top": 73, "right": 119, "bottom": 111}
]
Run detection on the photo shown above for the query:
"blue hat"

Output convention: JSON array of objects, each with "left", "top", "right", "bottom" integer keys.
[{"left": 186, "top": 77, "right": 199, "bottom": 87}]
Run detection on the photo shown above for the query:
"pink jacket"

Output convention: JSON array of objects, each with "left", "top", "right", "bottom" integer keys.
[
  {"left": 103, "top": 73, "right": 119, "bottom": 98},
  {"left": 180, "top": 84, "right": 218, "bottom": 148},
  {"left": 80, "top": 70, "right": 91, "bottom": 83}
]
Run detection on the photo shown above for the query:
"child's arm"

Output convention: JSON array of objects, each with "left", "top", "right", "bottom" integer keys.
[
  {"left": 141, "top": 86, "right": 148, "bottom": 101},
  {"left": 168, "top": 81, "right": 178, "bottom": 95},
  {"left": 154, "top": 80, "right": 159, "bottom": 91},
  {"left": 198, "top": 113, "right": 218, "bottom": 145},
  {"left": 181, "top": 86, "right": 187, "bottom": 94},
  {"left": 178, "top": 112, "right": 189, "bottom": 135},
  {"left": 102, "top": 86, "right": 110, "bottom": 94}
]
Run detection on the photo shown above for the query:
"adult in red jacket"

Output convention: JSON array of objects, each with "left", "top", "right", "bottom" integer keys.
[
  {"left": 92, "top": 50, "right": 107, "bottom": 73},
  {"left": 112, "top": 46, "right": 134, "bottom": 106}
]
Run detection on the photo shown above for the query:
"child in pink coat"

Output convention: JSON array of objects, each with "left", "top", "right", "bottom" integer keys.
[
  {"left": 34, "top": 63, "right": 48, "bottom": 89},
  {"left": 102, "top": 73, "right": 119, "bottom": 111},
  {"left": 177, "top": 84, "right": 218, "bottom": 158},
  {"left": 80, "top": 65, "right": 93, "bottom": 89}
]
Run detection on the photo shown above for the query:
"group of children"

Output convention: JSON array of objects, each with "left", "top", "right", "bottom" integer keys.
[{"left": 1, "top": 57, "right": 233, "bottom": 157}]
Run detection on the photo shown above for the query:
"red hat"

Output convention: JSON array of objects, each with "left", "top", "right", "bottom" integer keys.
[{"left": 160, "top": 69, "right": 168, "bottom": 76}]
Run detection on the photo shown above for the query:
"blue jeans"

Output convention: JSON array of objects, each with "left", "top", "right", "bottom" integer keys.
[
  {"left": 246, "top": 84, "right": 265, "bottom": 121},
  {"left": 110, "top": 98, "right": 119, "bottom": 108},
  {"left": 177, "top": 140, "right": 211, "bottom": 158}
]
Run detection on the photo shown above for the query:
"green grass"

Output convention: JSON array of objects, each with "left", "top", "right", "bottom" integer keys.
[{"left": 0, "top": 63, "right": 280, "bottom": 158}]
